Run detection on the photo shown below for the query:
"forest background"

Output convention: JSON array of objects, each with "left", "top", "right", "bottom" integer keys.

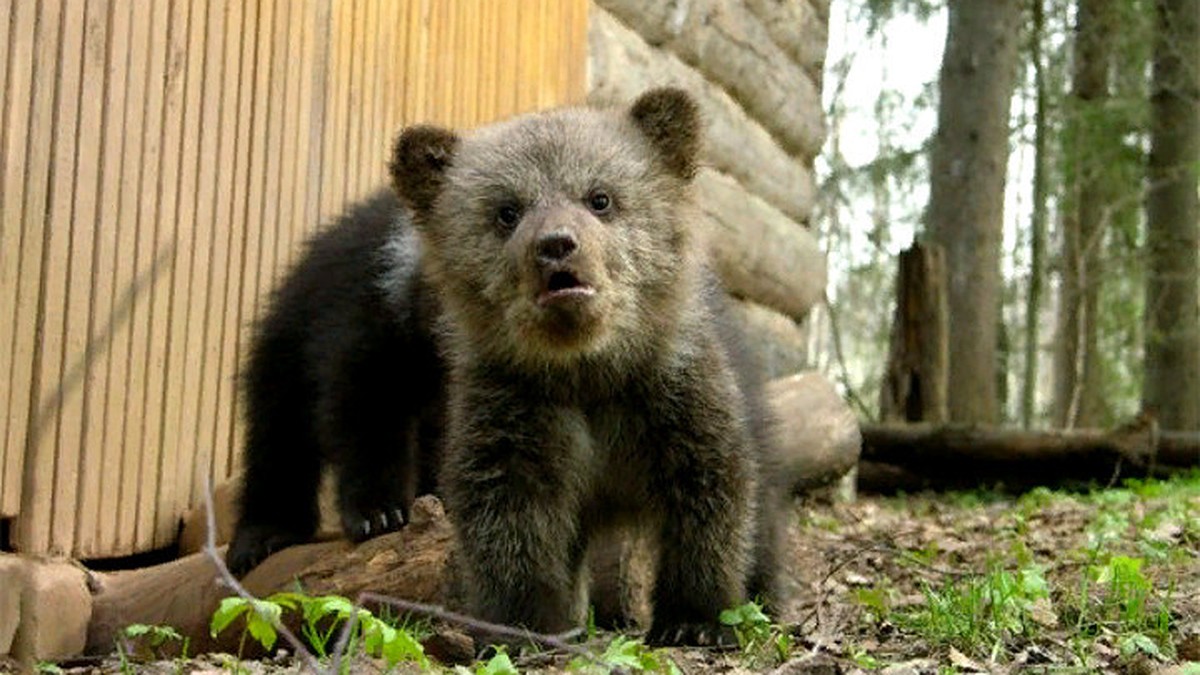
[{"left": 814, "top": 0, "right": 1199, "bottom": 433}]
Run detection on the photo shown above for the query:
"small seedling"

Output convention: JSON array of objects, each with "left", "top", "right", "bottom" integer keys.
[
  {"left": 720, "top": 601, "right": 791, "bottom": 665},
  {"left": 456, "top": 647, "right": 520, "bottom": 675},
  {"left": 210, "top": 591, "right": 429, "bottom": 669},
  {"left": 719, "top": 601, "right": 773, "bottom": 649},
  {"left": 568, "top": 635, "right": 681, "bottom": 674}
]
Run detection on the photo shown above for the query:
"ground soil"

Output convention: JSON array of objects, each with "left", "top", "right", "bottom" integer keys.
[{"left": 37, "top": 481, "right": 1200, "bottom": 674}]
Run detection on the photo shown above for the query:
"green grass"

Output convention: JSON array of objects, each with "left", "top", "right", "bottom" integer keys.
[{"left": 863, "top": 471, "right": 1199, "bottom": 667}]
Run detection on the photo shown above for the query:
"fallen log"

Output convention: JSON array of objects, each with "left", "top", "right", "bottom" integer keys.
[
  {"left": 90, "top": 373, "right": 859, "bottom": 654},
  {"left": 858, "top": 418, "right": 1200, "bottom": 492},
  {"left": 87, "top": 495, "right": 453, "bottom": 657},
  {"left": 177, "top": 372, "right": 859, "bottom": 556}
]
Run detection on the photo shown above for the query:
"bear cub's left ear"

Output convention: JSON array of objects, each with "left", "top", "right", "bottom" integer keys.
[
  {"left": 629, "top": 87, "right": 702, "bottom": 181},
  {"left": 389, "top": 125, "right": 461, "bottom": 215}
]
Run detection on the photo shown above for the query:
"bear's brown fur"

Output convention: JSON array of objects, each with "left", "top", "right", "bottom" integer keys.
[{"left": 390, "top": 88, "right": 785, "bottom": 647}]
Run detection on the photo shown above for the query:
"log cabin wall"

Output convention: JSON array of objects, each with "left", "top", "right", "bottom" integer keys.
[
  {"left": 587, "top": 0, "right": 830, "bottom": 377},
  {"left": 0, "top": 0, "right": 588, "bottom": 558}
]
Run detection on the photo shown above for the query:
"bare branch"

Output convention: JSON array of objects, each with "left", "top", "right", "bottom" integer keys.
[{"left": 202, "top": 477, "right": 326, "bottom": 674}]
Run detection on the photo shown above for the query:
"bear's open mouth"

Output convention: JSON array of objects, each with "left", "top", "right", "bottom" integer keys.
[{"left": 538, "top": 270, "right": 595, "bottom": 306}]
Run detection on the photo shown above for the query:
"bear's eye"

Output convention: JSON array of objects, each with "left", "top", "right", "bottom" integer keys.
[
  {"left": 496, "top": 203, "right": 522, "bottom": 231},
  {"left": 586, "top": 189, "right": 612, "bottom": 215}
]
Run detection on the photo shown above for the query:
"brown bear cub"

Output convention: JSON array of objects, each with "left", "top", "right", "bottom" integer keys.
[{"left": 390, "top": 88, "right": 784, "bottom": 646}]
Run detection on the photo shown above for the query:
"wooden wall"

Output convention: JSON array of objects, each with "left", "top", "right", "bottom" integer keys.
[{"left": 0, "top": 0, "right": 588, "bottom": 558}]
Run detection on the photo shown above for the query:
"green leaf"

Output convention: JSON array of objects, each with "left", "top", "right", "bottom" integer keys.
[
  {"left": 244, "top": 600, "right": 283, "bottom": 651},
  {"left": 123, "top": 624, "right": 151, "bottom": 638},
  {"left": 210, "top": 597, "right": 251, "bottom": 637},
  {"left": 263, "top": 591, "right": 303, "bottom": 612},
  {"left": 476, "top": 649, "right": 519, "bottom": 675},
  {"left": 380, "top": 627, "right": 428, "bottom": 667},
  {"left": 1118, "top": 632, "right": 1160, "bottom": 657}
]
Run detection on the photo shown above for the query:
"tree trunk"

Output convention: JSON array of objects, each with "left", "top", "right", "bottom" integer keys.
[
  {"left": 1054, "top": 0, "right": 1111, "bottom": 429},
  {"left": 1144, "top": 0, "right": 1200, "bottom": 432},
  {"left": 879, "top": 243, "right": 949, "bottom": 423},
  {"left": 1022, "top": 0, "right": 1049, "bottom": 429},
  {"left": 924, "top": 0, "right": 1022, "bottom": 424}
]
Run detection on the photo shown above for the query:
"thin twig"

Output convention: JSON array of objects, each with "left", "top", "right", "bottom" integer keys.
[
  {"left": 202, "top": 477, "right": 326, "bottom": 674},
  {"left": 822, "top": 292, "right": 875, "bottom": 419},
  {"left": 355, "top": 592, "right": 611, "bottom": 668}
]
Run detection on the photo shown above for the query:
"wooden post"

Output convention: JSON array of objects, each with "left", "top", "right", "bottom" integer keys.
[{"left": 879, "top": 242, "right": 949, "bottom": 423}]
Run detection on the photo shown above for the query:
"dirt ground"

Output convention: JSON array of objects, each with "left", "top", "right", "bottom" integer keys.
[{"left": 37, "top": 475, "right": 1200, "bottom": 674}]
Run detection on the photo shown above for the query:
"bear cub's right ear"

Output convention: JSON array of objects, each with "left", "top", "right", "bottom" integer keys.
[{"left": 389, "top": 125, "right": 461, "bottom": 215}]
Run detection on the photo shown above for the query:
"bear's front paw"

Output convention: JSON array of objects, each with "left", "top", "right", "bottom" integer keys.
[
  {"left": 646, "top": 621, "right": 738, "bottom": 649},
  {"left": 225, "top": 525, "right": 308, "bottom": 577},
  {"left": 340, "top": 504, "right": 407, "bottom": 542}
]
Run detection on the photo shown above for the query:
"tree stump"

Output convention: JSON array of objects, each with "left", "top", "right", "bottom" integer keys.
[{"left": 879, "top": 242, "right": 949, "bottom": 423}]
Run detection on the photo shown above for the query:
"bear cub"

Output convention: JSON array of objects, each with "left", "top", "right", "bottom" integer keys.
[
  {"left": 226, "top": 88, "right": 785, "bottom": 647},
  {"left": 391, "top": 88, "right": 784, "bottom": 645},
  {"left": 224, "top": 191, "right": 447, "bottom": 576}
]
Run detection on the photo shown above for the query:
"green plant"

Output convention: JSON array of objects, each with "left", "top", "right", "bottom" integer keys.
[
  {"left": 1086, "top": 555, "right": 1173, "bottom": 654},
  {"left": 114, "top": 622, "right": 187, "bottom": 675},
  {"left": 456, "top": 647, "right": 520, "bottom": 675},
  {"left": 210, "top": 591, "right": 429, "bottom": 669},
  {"left": 124, "top": 622, "right": 186, "bottom": 657},
  {"left": 569, "top": 635, "right": 680, "bottom": 674},
  {"left": 854, "top": 585, "right": 892, "bottom": 623},
  {"left": 719, "top": 601, "right": 773, "bottom": 649},
  {"left": 719, "top": 601, "right": 792, "bottom": 665},
  {"left": 35, "top": 663, "right": 65, "bottom": 675},
  {"left": 894, "top": 562, "right": 1050, "bottom": 657},
  {"left": 848, "top": 645, "right": 882, "bottom": 670}
]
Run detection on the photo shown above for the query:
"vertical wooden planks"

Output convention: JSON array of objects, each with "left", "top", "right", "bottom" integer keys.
[
  {"left": 272, "top": 0, "right": 302, "bottom": 273},
  {"left": 134, "top": 0, "right": 191, "bottom": 551},
  {"left": 151, "top": 0, "right": 209, "bottom": 551},
  {"left": 116, "top": 0, "right": 174, "bottom": 555},
  {"left": 19, "top": 0, "right": 84, "bottom": 554},
  {"left": 70, "top": 0, "right": 118, "bottom": 556},
  {"left": 216, "top": 0, "right": 264, "bottom": 481},
  {"left": 2, "top": 0, "right": 592, "bottom": 557},
  {"left": 495, "top": 0, "right": 519, "bottom": 119},
  {"left": 0, "top": 0, "right": 40, "bottom": 520},
  {"left": 174, "top": 0, "right": 228, "bottom": 531},
  {"left": 96, "top": 0, "right": 154, "bottom": 555},
  {"left": 0, "top": 0, "right": 17, "bottom": 516}
]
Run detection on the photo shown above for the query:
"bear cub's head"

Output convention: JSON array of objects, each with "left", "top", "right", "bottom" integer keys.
[{"left": 390, "top": 88, "right": 702, "bottom": 366}]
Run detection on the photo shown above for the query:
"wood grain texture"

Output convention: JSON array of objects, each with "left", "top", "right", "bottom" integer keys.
[{"left": 1, "top": 0, "right": 589, "bottom": 557}]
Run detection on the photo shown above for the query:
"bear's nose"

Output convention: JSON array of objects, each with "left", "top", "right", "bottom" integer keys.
[{"left": 536, "top": 231, "right": 578, "bottom": 264}]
